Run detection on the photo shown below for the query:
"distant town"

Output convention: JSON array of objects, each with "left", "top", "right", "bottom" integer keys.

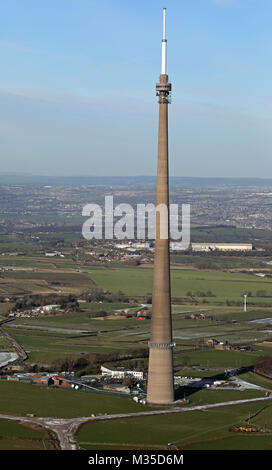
[{"left": 0, "top": 178, "right": 272, "bottom": 234}]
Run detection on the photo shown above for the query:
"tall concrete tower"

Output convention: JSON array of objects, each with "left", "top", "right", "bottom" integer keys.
[{"left": 146, "top": 8, "right": 175, "bottom": 404}]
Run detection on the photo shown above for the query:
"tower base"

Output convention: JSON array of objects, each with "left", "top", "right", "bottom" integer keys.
[{"left": 147, "top": 347, "right": 174, "bottom": 404}]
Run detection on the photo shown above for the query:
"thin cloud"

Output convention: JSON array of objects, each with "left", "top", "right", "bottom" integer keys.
[
  {"left": 211, "top": 0, "right": 235, "bottom": 5},
  {"left": 0, "top": 41, "right": 37, "bottom": 54}
]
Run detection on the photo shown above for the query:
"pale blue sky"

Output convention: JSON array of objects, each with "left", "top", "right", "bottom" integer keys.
[{"left": 0, "top": 0, "right": 272, "bottom": 177}]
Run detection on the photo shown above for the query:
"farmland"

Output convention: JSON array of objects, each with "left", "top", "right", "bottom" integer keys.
[
  {"left": 1, "top": 230, "right": 272, "bottom": 450},
  {"left": 77, "top": 401, "right": 272, "bottom": 450},
  {"left": 0, "top": 418, "right": 55, "bottom": 450},
  {"left": 0, "top": 236, "right": 272, "bottom": 305},
  {"left": 0, "top": 381, "right": 154, "bottom": 418},
  {"left": 3, "top": 291, "right": 272, "bottom": 370},
  {"left": 86, "top": 266, "right": 272, "bottom": 303}
]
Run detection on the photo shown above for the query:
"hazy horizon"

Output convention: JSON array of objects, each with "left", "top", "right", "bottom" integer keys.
[{"left": 1, "top": 172, "right": 272, "bottom": 184}]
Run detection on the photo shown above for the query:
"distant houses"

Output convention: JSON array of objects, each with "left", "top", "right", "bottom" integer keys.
[
  {"left": 204, "top": 338, "right": 230, "bottom": 350},
  {"left": 186, "top": 313, "right": 213, "bottom": 321},
  {"left": 9, "top": 304, "right": 60, "bottom": 318}
]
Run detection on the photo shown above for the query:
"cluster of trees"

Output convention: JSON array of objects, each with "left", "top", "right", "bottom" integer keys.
[
  {"left": 186, "top": 290, "right": 216, "bottom": 298},
  {"left": 80, "top": 288, "right": 129, "bottom": 303},
  {"left": 254, "top": 356, "right": 272, "bottom": 376},
  {"left": 238, "top": 290, "right": 272, "bottom": 298},
  {"left": 255, "top": 290, "right": 272, "bottom": 298},
  {"left": 194, "top": 260, "right": 219, "bottom": 270},
  {"left": 116, "top": 356, "right": 148, "bottom": 370},
  {"left": 226, "top": 300, "right": 244, "bottom": 306},
  {"left": 89, "top": 310, "right": 109, "bottom": 318},
  {"left": 49, "top": 348, "right": 148, "bottom": 376}
]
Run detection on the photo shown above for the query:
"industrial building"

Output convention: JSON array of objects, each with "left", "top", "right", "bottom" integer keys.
[
  {"left": 191, "top": 243, "right": 252, "bottom": 252},
  {"left": 101, "top": 366, "right": 144, "bottom": 380}
]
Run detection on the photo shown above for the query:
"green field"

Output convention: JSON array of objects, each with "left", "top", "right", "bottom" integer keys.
[
  {"left": 0, "top": 418, "right": 55, "bottom": 450},
  {"left": 0, "top": 269, "right": 94, "bottom": 296},
  {"left": 1, "top": 205, "right": 272, "bottom": 450},
  {"left": 4, "top": 258, "right": 271, "bottom": 304},
  {"left": 77, "top": 401, "right": 272, "bottom": 450},
  {"left": 1, "top": 255, "right": 272, "bottom": 306},
  {"left": 1, "top": 252, "right": 272, "bottom": 450},
  {"left": 0, "top": 381, "right": 154, "bottom": 418},
  {"left": 174, "top": 347, "right": 264, "bottom": 368},
  {"left": 252, "top": 403, "right": 272, "bottom": 429},
  {"left": 86, "top": 266, "right": 272, "bottom": 302},
  {"left": 239, "top": 372, "right": 272, "bottom": 390},
  {"left": 0, "top": 334, "right": 13, "bottom": 352},
  {"left": 182, "top": 435, "right": 272, "bottom": 450},
  {"left": 179, "top": 388, "right": 265, "bottom": 405},
  {"left": 0, "top": 380, "right": 265, "bottom": 420},
  {"left": 4, "top": 318, "right": 148, "bottom": 366},
  {"left": 4, "top": 303, "right": 272, "bottom": 368},
  {"left": 174, "top": 368, "right": 225, "bottom": 378}
]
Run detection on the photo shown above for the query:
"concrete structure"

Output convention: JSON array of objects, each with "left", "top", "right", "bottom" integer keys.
[
  {"left": 147, "top": 9, "right": 175, "bottom": 404},
  {"left": 191, "top": 243, "right": 252, "bottom": 252},
  {"left": 244, "top": 293, "right": 247, "bottom": 313}
]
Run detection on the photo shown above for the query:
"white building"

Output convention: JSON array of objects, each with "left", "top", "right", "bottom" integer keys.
[
  {"left": 131, "top": 242, "right": 150, "bottom": 250},
  {"left": 45, "top": 251, "right": 63, "bottom": 257},
  {"left": 39, "top": 304, "right": 60, "bottom": 313},
  {"left": 101, "top": 366, "right": 144, "bottom": 380},
  {"left": 191, "top": 243, "right": 252, "bottom": 252}
]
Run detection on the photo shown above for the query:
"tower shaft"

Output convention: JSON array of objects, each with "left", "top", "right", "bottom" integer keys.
[{"left": 146, "top": 71, "right": 174, "bottom": 404}]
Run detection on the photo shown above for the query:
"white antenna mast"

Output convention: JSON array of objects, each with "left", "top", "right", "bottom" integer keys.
[{"left": 161, "top": 8, "right": 167, "bottom": 75}]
